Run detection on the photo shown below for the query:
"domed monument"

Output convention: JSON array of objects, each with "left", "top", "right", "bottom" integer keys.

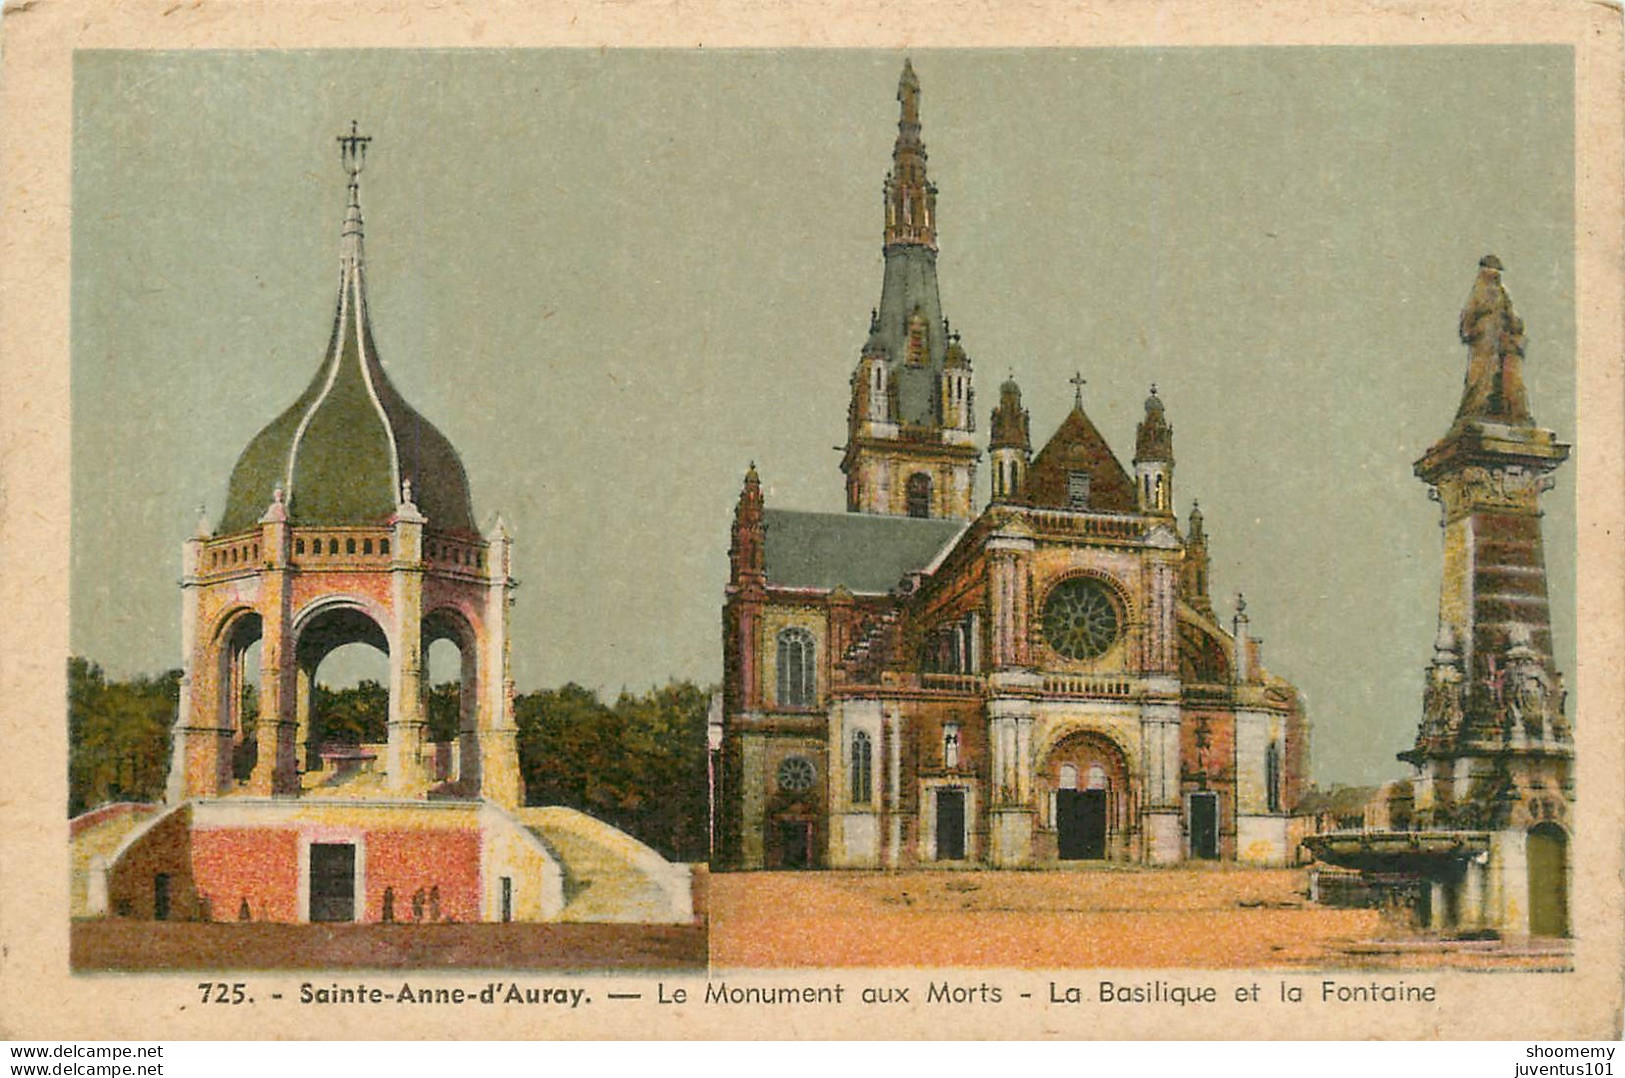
[{"left": 86, "top": 127, "right": 692, "bottom": 928}]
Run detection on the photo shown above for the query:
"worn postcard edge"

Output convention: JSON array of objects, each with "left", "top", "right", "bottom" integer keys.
[{"left": 0, "top": 0, "right": 1620, "bottom": 1042}]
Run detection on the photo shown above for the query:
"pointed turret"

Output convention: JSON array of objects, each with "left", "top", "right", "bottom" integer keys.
[
  {"left": 1182, "top": 500, "right": 1213, "bottom": 616},
  {"left": 218, "top": 125, "right": 475, "bottom": 535},
  {"left": 1133, "top": 385, "right": 1175, "bottom": 515},
  {"left": 842, "top": 61, "right": 978, "bottom": 520},
  {"left": 989, "top": 375, "right": 1030, "bottom": 504},
  {"left": 729, "top": 463, "right": 767, "bottom": 595}
]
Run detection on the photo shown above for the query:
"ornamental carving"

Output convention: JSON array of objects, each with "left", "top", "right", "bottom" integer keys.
[{"left": 1431, "top": 465, "right": 1550, "bottom": 519}]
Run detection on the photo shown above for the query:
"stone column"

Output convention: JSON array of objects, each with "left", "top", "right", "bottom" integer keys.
[
  {"left": 388, "top": 497, "right": 431, "bottom": 795},
  {"left": 250, "top": 496, "right": 298, "bottom": 795},
  {"left": 294, "top": 663, "right": 314, "bottom": 773},
  {"left": 987, "top": 699, "right": 1034, "bottom": 866},
  {"left": 478, "top": 520, "right": 523, "bottom": 806},
  {"left": 886, "top": 707, "right": 903, "bottom": 868},
  {"left": 987, "top": 529, "right": 1035, "bottom": 670},
  {"left": 1141, "top": 699, "right": 1183, "bottom": 864},
  {"left": 167, "top": 532, "right": 227, "bottom": 801}
]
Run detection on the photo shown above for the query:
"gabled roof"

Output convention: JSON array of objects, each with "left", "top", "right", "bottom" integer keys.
[
  {"left": 1023, "top": 404, "right": 1137, "bottom": 511},
  {"left": 762, "top": 509, "right": 965, "bottom": 593}
]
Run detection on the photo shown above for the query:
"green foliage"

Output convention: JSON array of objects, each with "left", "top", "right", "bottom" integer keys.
[
  {"left": 310, "top": 680, "right": 390, "bottom": 744},
  {"left": 517, "top": 681, "right": 712, "bottom": 863},
  {"left": 426, "top": 681, "right": 460, "bottom": 742},
  {"left": 68, "top": 657, "right": 178, "bottom": 816},
  {"left": 69, "top": 655, "right": 715, "bottom": 864}
]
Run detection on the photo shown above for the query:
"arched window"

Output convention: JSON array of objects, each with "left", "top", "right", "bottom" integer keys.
[
  {"left": 1266, "top": 740, "right": 1282, "bottom": 813},
  {"left": 906, "top": 472, "right": 932, "bottom": 518},
  {"left": 850, "top": 731, "right": 873, "bottom": 804},
  {"left": 776, "top": 628, "right": 816, "bottom": 709}
]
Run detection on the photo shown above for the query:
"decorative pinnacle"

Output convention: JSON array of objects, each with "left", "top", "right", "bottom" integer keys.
[
  {"left": 1070, "top": 371, "right": 1088, "bottom": 409},
  {"left": 338, "top": 120, "right": 371, "bottom": 178},
  {"left": 338, "top": 122, "right": 371, "bottom": 259},
  {"left": 898, "top": 58, "right": 920, "bottom": 126}
]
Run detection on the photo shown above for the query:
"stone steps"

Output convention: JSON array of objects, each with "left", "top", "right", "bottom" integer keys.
[{"left": 516, "top": 806, "right": 689, "bottom": 924}]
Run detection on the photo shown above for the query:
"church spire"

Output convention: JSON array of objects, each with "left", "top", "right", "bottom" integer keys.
[
  {"left": 338, "top": 120, "right": 371, "bottom": 270},
  {"left": 842, "top": 61, "right": 977, "bottom": 520},
  {"left": 884, "top": 58, "right": 937, "bottom": 250}
]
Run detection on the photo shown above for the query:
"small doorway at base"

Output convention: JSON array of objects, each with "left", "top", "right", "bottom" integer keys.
[
  {"left": 309, "top": 843, "right": 356, "bottom": 923},
  {"left": 1527, "top": 823, "right": 1569, "bottom": 938},
  {"left": 1190, "top": 792, "right": 1219, "bottom": 860},
  {"left": 935, "top": 788, "right": 966, "bottom": 860},
  {"left": 1057, "top": 789, "right": 1107, "bottom": 860},
  {"left": 778, "top": 821, "right": 813, "bottom": 869},
  {"left": 153, "top": 873, "right": 172, "bottom": 921}
]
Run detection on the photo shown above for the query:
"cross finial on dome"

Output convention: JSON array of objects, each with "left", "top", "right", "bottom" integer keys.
[
  {"left": 338, "top": 120, "right": 371, "bottom": 178},
  {"left": 1070, "top": 371, "right": 1087, "bottom": 409}
]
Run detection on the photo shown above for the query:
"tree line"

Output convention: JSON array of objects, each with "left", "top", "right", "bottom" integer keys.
[{"left": 66, "top": 658, "right": 712, "bottom": 862}]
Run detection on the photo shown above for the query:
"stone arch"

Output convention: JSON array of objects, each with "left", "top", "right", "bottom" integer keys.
[
  {"left": 213, "top": 609, "right": 263, "bottom": 784},
  {"left": 1038, "top": 727, "right": 1136, "bottom": 861},
  {"left": 1179, "top": 616, "right": 1232, "bottom": 684},
  {"left": 1526, "top": 822, "right": 1569, "bottom": 938},
  {"left": 422, "top": 604, "right": 482, "bottom": 793},
  {"left": 293, "top": 599, "right": 393, "bottom": 777}
]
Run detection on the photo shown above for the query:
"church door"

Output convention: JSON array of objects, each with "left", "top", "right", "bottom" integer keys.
[
  {"left": 935, "top": 789, "right": 966, "bottom": 860},
  {"left": 1526, "top": 824, "right": 1569, "bottom": 938},
  {"left": 778, "top": 821, "right": 812, "bottom": 869},
  {"left": 1058, "top": 789, "right": 1107, "bottom": 860},
  {"left": 1190, "top": 793, "right": 1219, "bottom": 860},
  {"left": 309, "top": 843, "right": 356, "bottom": 923}
]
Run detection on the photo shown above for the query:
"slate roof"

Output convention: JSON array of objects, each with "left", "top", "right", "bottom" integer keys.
[{"left": 761, "top": 509, "right": 964, "bottom": 593}]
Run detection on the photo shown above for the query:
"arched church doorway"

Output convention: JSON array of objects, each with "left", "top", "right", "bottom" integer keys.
[
  {"left": 1526, "top": 823, "right": 1569, "bottom": 938},
  {"left": 1045, "top": 733, "right": 1130, "bottom": 861}
]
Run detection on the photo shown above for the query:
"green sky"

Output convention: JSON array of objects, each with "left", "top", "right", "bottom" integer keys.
[{"left": 70, "top": 48, "right": 1576, "bottom": 786}]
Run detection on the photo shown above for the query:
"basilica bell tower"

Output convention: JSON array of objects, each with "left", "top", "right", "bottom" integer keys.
[{"left": 841, "top": 60, "right": 978, "bottom": 521}]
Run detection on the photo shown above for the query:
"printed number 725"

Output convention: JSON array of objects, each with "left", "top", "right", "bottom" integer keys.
[{"left": 198, "top": 982, "right": 249, "bottom": 1004}]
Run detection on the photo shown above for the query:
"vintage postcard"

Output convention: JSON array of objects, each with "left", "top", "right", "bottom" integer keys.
[{"left": 1, "top": 0, "right": 1620, "bottom": 1044}]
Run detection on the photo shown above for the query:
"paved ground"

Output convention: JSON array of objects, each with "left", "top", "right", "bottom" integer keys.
[
  {"left": 72, "top": 920, "right": 708, "bottom": 971},
  {"left": 708, "top": 867, "right": 1571, "bottom": 970}
]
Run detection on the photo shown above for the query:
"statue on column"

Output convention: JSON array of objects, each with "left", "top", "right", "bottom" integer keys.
[{"left": 1456, "top": 254, "right": 1533, "bottom": 424}]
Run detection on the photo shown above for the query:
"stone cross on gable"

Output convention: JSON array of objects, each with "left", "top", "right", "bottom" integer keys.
[{"left": 1070, "top": 371, "right": 1087, "bottom": 409}]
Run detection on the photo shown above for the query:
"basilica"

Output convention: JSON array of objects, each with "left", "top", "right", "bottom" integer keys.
[{"left": 716, "top": 62, "right": 1310, "bottom": 871}]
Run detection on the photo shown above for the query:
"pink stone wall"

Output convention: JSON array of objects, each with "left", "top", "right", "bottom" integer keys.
[
  {"left": 362, "top": 830, "right": 481, "bottom": 923},
  {"left": 191, "top": 828, "right": 301, "bottom": 922}
]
